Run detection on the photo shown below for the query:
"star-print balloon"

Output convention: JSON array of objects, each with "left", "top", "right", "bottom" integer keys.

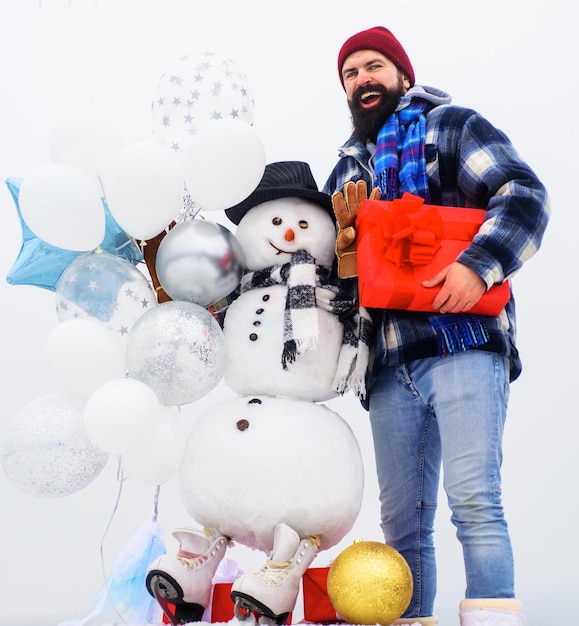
[
  {"left": 151, "top": 50, "right": 254, "bottom": 154},
  {"left": 55, "top": 250, "right": 156, "bottom": 339},
  {"left": 5, "top": 177, "right": 143, "bottom": 291}
]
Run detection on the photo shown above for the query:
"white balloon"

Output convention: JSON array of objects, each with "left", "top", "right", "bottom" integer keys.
[
  {"left": 46, "top": 318, "right": 127, "bottom": 399},
  {"left": 49, "top": 100, "right": 125, "bottom": 190},
  {"left": 18, "top": 163, "right": 105, "bottom": 251},
  {"left": 102, "top": 139, "right": 184, "bottom": 240},
  {"left": 83, "top": 378, "right": 161, "bottom": 455},
  {"left": 182, "top": 119, "right": 265, "bottom": 212},
  {"left": 122, "top": 407, "right": 187, "bottom": 485}
]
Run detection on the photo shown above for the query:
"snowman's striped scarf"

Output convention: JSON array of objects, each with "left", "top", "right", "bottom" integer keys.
[{"left": 240, "top": 249, "right": 372, "bottom": 398}]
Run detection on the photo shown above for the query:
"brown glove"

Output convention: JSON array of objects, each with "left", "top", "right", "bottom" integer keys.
[{"left": 331, "top": 180, "right": 381, "bottom": 278}]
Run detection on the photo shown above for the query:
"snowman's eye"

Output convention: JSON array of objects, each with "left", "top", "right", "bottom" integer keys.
[
  {"left": 272, "top": 217, "right": 282, "bottom": 226},
  {"left": 298, "top": 220, "right": 309, "bottom": 229}
]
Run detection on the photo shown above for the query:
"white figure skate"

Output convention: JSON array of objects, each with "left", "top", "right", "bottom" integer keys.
[
  {"left": 231, "top": 523, "right": 319, "bottom": 625},
  {"left": 145, "top": 527, "right": 228, "bottom": 625}
]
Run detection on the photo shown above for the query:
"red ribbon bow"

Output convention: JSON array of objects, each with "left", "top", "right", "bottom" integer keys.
[{"left": 380, "top": 194, "right": 443, "bottom": 267}]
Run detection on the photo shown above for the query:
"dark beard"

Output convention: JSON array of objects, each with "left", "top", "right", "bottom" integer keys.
[{"left": 348, "top": 79, "right": 406, "bottom": 143}]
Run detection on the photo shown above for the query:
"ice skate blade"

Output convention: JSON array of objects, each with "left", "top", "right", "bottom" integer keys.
[
  {"left": 232, "top": 592, "right": 291, "bottom": 625},
  {"left": 146, "top": 570, "right": 205, "bottom": 625}
]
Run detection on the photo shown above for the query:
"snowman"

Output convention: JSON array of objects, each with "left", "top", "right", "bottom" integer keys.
[
  {"left": 222, "top": 160, "right": 369, "bottom": 402},
  {"left": 146, "top": 162, "right": 369, "bottom": 625}
]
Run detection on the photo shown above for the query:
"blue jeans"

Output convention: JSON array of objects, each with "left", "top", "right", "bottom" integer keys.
[{"left": 368, "top": 350, "right": 515, "bottom": 618}]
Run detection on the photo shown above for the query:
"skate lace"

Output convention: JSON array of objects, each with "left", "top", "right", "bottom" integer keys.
[
  {"left": 176, "top": 549, "right": 208, "bottom": 569},
  {"left": 256, "top": 536, "right": 320, "bottom": 585},
  {"left": 257, "top": 559, "right": 294, "bottom": 584}
]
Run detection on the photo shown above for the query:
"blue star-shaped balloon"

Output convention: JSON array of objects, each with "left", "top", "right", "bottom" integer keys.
[{"left": 5, "top": 176, "right": 143, "bottom": 291}]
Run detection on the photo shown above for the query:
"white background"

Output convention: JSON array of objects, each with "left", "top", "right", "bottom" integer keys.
[{"left": 0, "top": 1, "right": 576, "bottom": 625}]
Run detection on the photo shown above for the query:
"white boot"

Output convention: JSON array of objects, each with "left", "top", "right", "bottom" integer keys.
[
  {"left": 460, "top": 599, "right": 524, "bottom": 626},
  {"left": 231, "top": 523, "right": 319, "bottom": 623},
  {"left": 146, "top": 527, "right": 228, "bottom": 624},
  {"left": 392, "top": 617, "right": 438, "bottom": 625}
]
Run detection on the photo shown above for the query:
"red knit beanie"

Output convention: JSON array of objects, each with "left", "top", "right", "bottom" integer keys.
[{"left": 338, "top": 26, "right": 415, "bottom": 88}]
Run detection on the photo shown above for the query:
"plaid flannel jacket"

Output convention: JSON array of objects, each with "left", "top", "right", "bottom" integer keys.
[{"left": 322, "top": 102, "right": 551, "bottom": 381}]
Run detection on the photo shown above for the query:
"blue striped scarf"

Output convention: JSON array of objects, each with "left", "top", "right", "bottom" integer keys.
[
  {"left": 375, "top": 99, "right": 490, "bottom": 357},
  {"left": 374, "top": 100, "right": 430, "bottom": 202}
]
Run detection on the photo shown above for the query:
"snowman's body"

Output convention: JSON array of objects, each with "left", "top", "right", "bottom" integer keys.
[
  {"left": 178, "top": 395, "right": 364, "bottom": 553},
  {"left": 223, "top": 197, "right": 344, "bottom": 402}
]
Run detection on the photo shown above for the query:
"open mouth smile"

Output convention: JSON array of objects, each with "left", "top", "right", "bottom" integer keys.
[{"left": 359, "top": 90, "right": 382, "bottom": 107}]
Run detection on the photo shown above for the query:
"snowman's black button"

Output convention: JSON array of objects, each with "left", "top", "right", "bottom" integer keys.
[
  {"left": 262, "top": 294, "right": 270, "bottom": 301},
  {"left": 253, "top": 320, "right": 261, "bottom": 326},
  {"left": 256, "top": 308, "right": 264, "bottom": 314},
  {"left": 249, "top": 333, "right": 258, "bottom": 341}
]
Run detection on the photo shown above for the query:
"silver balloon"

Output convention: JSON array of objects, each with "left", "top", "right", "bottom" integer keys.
[
  {"left": 1, "top": 393, "right": 108, "bottom": 498},
  {"left": 155, "top": 219, "right": 245, "bottom": 306},
  {"left": 126, "top": 300, "right": 225, "bottom": 406}
]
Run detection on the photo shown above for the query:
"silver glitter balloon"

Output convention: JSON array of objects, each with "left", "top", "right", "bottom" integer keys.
[
  {"left": 1, "top": 393, "right": 108, "bottom": 498},
  {"left": 126, "top": 300, "right": 225, "bottom": 406},
  {"left": 155, "top": 219, "right": 245, "bottom": 307}
]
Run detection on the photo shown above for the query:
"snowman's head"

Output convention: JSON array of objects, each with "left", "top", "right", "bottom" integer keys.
[{"left": 234, "top": 197, "right": 337, "bottom": 270}]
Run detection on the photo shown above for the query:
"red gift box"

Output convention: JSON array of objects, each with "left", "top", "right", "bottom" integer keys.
[
  {"left": 356, "top": 193, "right": 510, "bottom": 316},
  {"left": 210, "top": 582, "right": 236, "bottom": 623},
  {"left": 302, "top": 567, "right": 342, "bottom": 623}
]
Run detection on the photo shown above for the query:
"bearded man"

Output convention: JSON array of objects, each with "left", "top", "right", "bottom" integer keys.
[{"left": 323, "top": 26, "right": 550, "bottom": 626}]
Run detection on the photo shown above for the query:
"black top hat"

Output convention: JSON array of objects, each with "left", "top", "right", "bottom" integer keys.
[{"left": 225, "top": 161, "right": 334, "bottom": 225}]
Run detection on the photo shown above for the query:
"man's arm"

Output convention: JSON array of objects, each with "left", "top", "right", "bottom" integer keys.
[{"left": 450, "top": 111, "right": 551, "bottom": 288}]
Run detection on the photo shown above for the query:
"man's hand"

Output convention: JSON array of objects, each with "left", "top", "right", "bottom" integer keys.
[
  {"left": 332, "top": 180, "right": 381, "bottom": 278},
  {"left": 423, "top": 262, "right": 486, "bottom": 314}
]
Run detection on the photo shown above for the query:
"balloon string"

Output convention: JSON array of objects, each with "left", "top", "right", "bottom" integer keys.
[
  {"left": 153, "top": 483, "right": 161, "bottom": 523},
  {"left": 99, "top": 455, "right": 128, "bottom": 625}
]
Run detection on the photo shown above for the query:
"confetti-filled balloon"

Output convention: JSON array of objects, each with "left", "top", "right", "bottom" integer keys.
[
  {"left": 327, "top": 540, "right": 413, "bottom": 625},
  {"left": 155, "top": 219, "right": 245, "bottom": 306},
  {"left": 151, "top": 50, "right": 254, "bottom": 154},
  {"left": 1, "top": 393, "right": 108, "bottom": 498},
  {"left": 55, "top": 251, "right": 156, "bottom": 338},
  {"left": 126, "top": 301, "right": 225, "bottom": 406}
]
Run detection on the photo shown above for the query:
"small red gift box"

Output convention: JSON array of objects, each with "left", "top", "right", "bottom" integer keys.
[
  {"left": 356, "top": 193, "right": 510, "bottom": 316},
  {"left": 209, "top": 582, "right": 236, "bottom": 623},
  {"left": 302, "top": 567, "right": 342, "bottom": 623}
]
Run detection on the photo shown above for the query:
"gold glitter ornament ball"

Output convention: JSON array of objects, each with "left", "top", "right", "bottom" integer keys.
[{"left": 327, "top": 540, "right": 413, "bottom": 625}]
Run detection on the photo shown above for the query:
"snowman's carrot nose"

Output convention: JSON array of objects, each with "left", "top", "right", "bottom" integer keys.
[{"left": 285, "top": 228, "right": 295, "bottom": 242}]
